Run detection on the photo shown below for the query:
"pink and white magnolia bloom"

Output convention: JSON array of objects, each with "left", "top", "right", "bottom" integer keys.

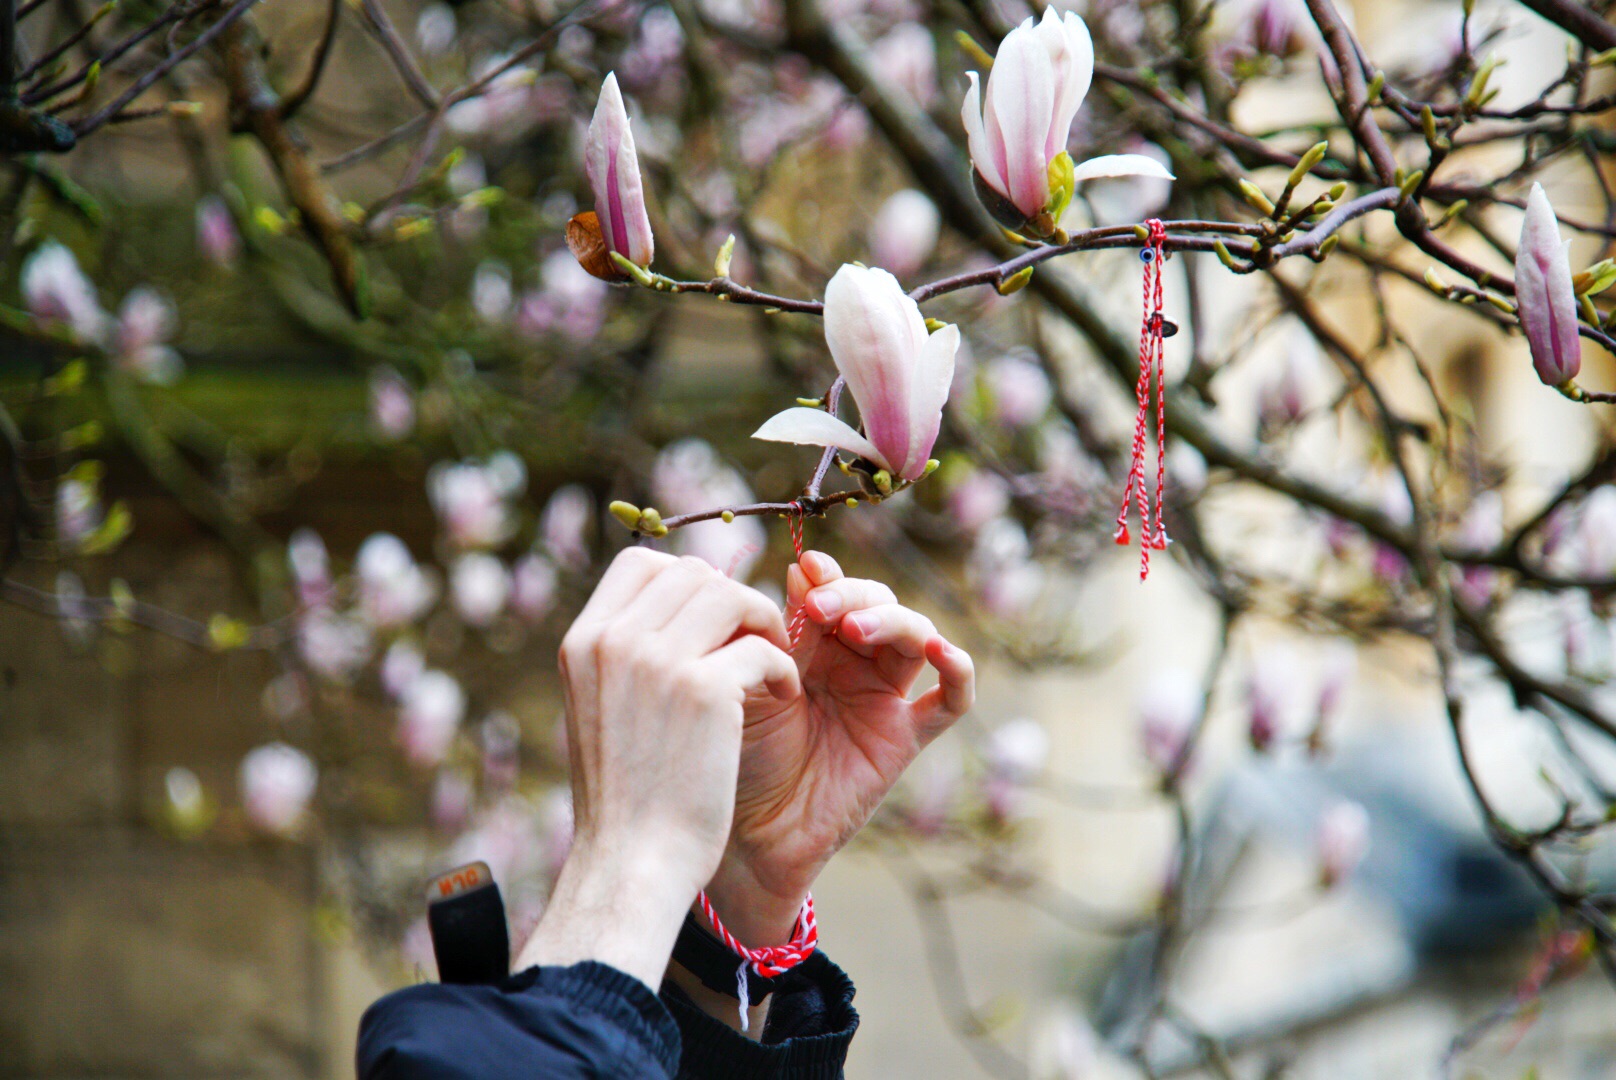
[
  {"left": 868, "top": 189, "right": 941, "bottom": 280},
  {"left": 398, "top": 669, "right": 467, "bottom": 767},
  {"left": 652, "top": 438, "right": 766, "bottom": 579},
  {"left": 1316, "top": 799, "right": 1371, "bottom": 887},
  {"left": 962, "top": 8, "right": 1173, "bottom": 229},
  {"left": 451, "top": 552, "right": 511, "bottom": 627},
  {"left": 23, "top": 241, "right": 107, "bottom": 344},
  {"left": 1137, "top": 667, "right": 1202, "bottom": 775},
  {"left": 239, "top": 742, "right": 317, "bottom": 836},
  {"left": 586, "top": 72, "right": 655, "bottom": 268},
  {"left": 114, "top": 288, "right": 182, "bottom": 384},
  {"left": 511, "top": 553, "right": 560, "bottom": 622},
  {"left": 753, "top": 265, "right": 959, "bottom": 484},
  {"left": 1515, "top": 183, "right": 1581, "bottom": 388},
  {"left": 356, "top": 533, "right": 438, "bottom": 628}
]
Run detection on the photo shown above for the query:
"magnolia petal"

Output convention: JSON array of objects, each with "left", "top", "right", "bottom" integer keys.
[
  {"left": 901, "top": 321, "right": 960, "bottom": 480},
  {"left": 985, "top": 28, "right": 1057, "bottom": 218},
  {"left": 1038, "top": 9, "right": 1094, "bottom": 161},
  {"left": 1070, "top": 153, "right": 1176, "bottom": 183},
  {"left": 585, "top": 73, "right": 654, "bottom": 267},
  {"left": 825, "top": 264, "right": 929, "bottom": 474},
  {"left": 752, "top": 408, "right": 889, "bottom": 471},
  {"left": 961, "top": 72, "right": 1006, "bottom": 198},
  {"left": 1516, "top": 184, "right": 1581, "bottom": 386}
]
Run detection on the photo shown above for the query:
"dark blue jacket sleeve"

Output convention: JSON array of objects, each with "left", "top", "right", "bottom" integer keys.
[
  {"left": 357, "top": 961, "right": 680, "bottom": 1079},
  {"left": 662, "top": 952, "right": 859, "bottom": 1080}
]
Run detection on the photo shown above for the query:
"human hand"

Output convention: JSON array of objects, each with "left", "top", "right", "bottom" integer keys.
[
  {"left": 701, "top": 551, "right": 975, "bottom": 946},
  {"left": 516, "top": 548, "right": 799, "bottom": 988}
]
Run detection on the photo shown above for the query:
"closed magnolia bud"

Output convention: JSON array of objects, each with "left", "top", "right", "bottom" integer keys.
[
  {"left": 583, "top": 73, "right": 654, "bottom": 270},
  {"left": 1515, "top": 184, "right": 1582, "bottom": 387}
]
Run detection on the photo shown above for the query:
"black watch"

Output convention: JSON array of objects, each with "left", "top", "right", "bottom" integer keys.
[{"left": 671, "top": 911, "right": 779, "bottom": 1001}]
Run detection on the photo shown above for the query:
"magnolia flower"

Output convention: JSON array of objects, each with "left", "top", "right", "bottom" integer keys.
[
  {"left": 982, "top": 350, "right": 1053, "bottom": 428},
  {"left": 540, "top": 484, "right": 594, "bottom": 570},
  {"left": 871, "top": 22, "right": 938, "bottom": 107},
  {"left": 1573, "top": 487, "right": 1616, "bottom": 577},
  {"left": 296, "top": 609, "right": 373, "bottom": 682},
  {"left": 947, "top": 467, "right": 1012, "bottom": 534},
  {"left": 753, "top": 265, "right": 959, "bottom": 486},
  {"left": 369, "top": 365, "right": 416, "bottom": 442},
  {"left": 869, "top": 189, "right": 941, "bottom": 279},
  {"left": 1515, "top": 183, "right": 1581, "bottom": 388},
  {"left": 982, "top": 717, "right": 1049, "bottom": 824},
  {"left": 381, "top": 640, "right": 426, "bottom": 700},
  {"left": 114, "top": 288, "right": 182, "bottom": 384},
  {"left": 431, "top": 769, "right": 475, "bottom": 833},
  {"left": 518, "top": 250, "right": 608, "bottom": 342},
  {"left": 1246, "top": 647, "right": 1297, "bottom": 752},
  {"left": 1138, "top": 667, "right": 1201, "bottom": 774},
  {"left": 451, "top": 553, "right": 511, "bottom": 627},
  {"left": 415, "top": 2, "right": 456, "bottom": 55},
  {"left": 356, "top": 533, "right": 438, "bottom": 628},
  {"left": 239, "top": 742, "right": 317, "bottom": 836},
  {"left": 585, "top": 73, "right": 655, "bottom": 268},
  {"left": 511, "top": 553, "right": 560, "bottom": 622},
  {"left": 287, "top": 528, "right": 332, "bottom": 609},
  {"left": 399, "top": 669, "right": 467, "bottom": 767},
  {"left": 1316, "top": 800, "right": 1371, "bottom": 888},
  {"left": 962, "top": 8, "right": 1173, "bottom": 233},
  {"left": 472, "top": 261, "right": 513, "bottom": 323},
  {"left": 56, "top": 475, "right": 101, "bottom": 548},
  {"left": 428, "top": 456, "right": 524, "bottom": 549},
  {"left": 1454, "top": 491, "right": 1504, "bottom": 609},
  {"left": 196, "top": 196, "right": 241, "bottom": 269},
  {"left": 969, "top": 517, "right": 1046, "bottom": 617},
  {"left": 23, "top": 241, "right": 107, "bottom": 343},
  {"left": 652, "top": 438, "right": 766, "bottom": 579}
]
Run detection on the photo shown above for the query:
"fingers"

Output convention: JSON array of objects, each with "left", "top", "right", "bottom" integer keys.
[
  {"left": 670, "top": 572, "right": 790, "bottom": 654},
  {"left": 573, "top": 546, "right": 674, "bottom": 628},
  {"left": 786, "top": 550, "right": 842, "bottom": 609},
  {"left": 911, "top": 636, "right": 976, "bottom": 736},
  {"left": 804, "top": 577, "right": 898, "bottom": 626},
  {"left": 618, "top": 555, "right": 716, "bottom": 633},
  {"left": 702, "top": 634, "right": 801, "bottom": 701},
  {"left": 837, "top": 603, "right": 938, "bottom": 659}
]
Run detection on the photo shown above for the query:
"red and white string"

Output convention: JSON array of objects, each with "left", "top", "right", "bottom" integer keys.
[
  {"left": 1113, "top": 219, "right": 1171, "bottom": 581},
  {"left": 695, "top": 502, "right": 819, "bottom": 1030}
]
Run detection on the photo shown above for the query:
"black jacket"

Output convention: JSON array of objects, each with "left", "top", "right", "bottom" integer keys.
[{"left": 357, "top": 952, "right": 859, "bottom": 1079}]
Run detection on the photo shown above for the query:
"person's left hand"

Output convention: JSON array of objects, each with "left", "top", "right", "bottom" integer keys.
[{"left": 701, "top": 550, "right": 975, "bottom": 945}]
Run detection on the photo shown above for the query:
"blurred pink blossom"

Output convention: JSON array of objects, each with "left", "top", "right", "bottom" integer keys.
[
  {"left": 55, "top": 476, "right": 100, "bottom": 548},
  {"left": 239, "top": 742, "right": 317, "bottom": 836},
  {"left": 369, "top": 366, "right": 416, "bottom": 442},
  {"left": 415, "top": 2, "right": 456, "bottom": 55},
  {"left": 511, "top": 553, "right": 560, "bottom": 622},
  {"left": 431, "top": 770, "right": 475, "bottom": 833},
  {"left": 1454, "top": 491, "right": 1503, "bottom": 609},
  {"left": 868, "top": 189, "right": 940, "bottom": 280},
  {"left": 969, "top": 517, "right": 1046, "bottom": 617},
  {"left": 381, "top": 640, "right": 426, "bottom": 700},
  {"left": 196, "top": 196, "right": 241, "bottom": 269},
  {"left": 1316, "top": 800, "right": 1371, "bottom": 887},
  {"left": 870, "top": 23, "right": 937, "bottom": 107},
  {"left": 451, "top": 553, "right": 510, "bottom": 627},
  {"left": 652, "top": 438, "right": 766, "bottom": 579},
  {"left": 947, "top": 468, "right": 1012, "bottom": 534},
  {"left": 287, "top": 527, "right": 333, "bottom": 609},
  {"left": 1138, "top": 667, "right": 1201, "bottom": 775},
  {"left": 398, "top": 669, "right": 466, "bottom": 767},
  {"left": 983, "top": 351, "right": 1053, "bottom": 429},
  {"left": 517, "top": 251, "right": 610, "bottom": 342},
  {"left": 296, "top": 609, "right": 373, "bottom": 682},
  {"left": 113, "top": 288, "right": 182, "bottom": 384},
  {"left": 540, "top": 483, "right": 594, "bottom": 570},
  {"left": 356, "top": 533, "right": 439, "bottom": 628},
  {"left": 481, "top": 710, "right": 522, "bottom": 792},
  {"left": 23, "top": 241, "right": 106, "bottom": 343},
  {"left": 429, "top": 455, "right": 525, "bottom": 549}
]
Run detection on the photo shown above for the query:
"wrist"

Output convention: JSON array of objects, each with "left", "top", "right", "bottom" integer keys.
[
  {"left": 515, "top": 838, "right": 699, "bottom": 990},
  {"left": 700, "top": 855, "right": 811, "bottom": 947}
]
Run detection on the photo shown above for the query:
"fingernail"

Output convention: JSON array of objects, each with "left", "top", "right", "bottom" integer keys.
[
  {"left": 813, "top": 588, "right": 843, "bottom": 618},
  {"left": 845, "top": 611, "right": 880, "bottom": 635}
]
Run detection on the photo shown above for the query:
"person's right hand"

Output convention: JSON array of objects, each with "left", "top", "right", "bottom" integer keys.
[{"left": 515, "top": 548, "right": 800, "bottom": 988}]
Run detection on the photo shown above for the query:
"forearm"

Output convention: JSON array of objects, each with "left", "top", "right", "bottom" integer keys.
[{"left": 515, "top": 843, "right": 695, "bottom": 992}]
